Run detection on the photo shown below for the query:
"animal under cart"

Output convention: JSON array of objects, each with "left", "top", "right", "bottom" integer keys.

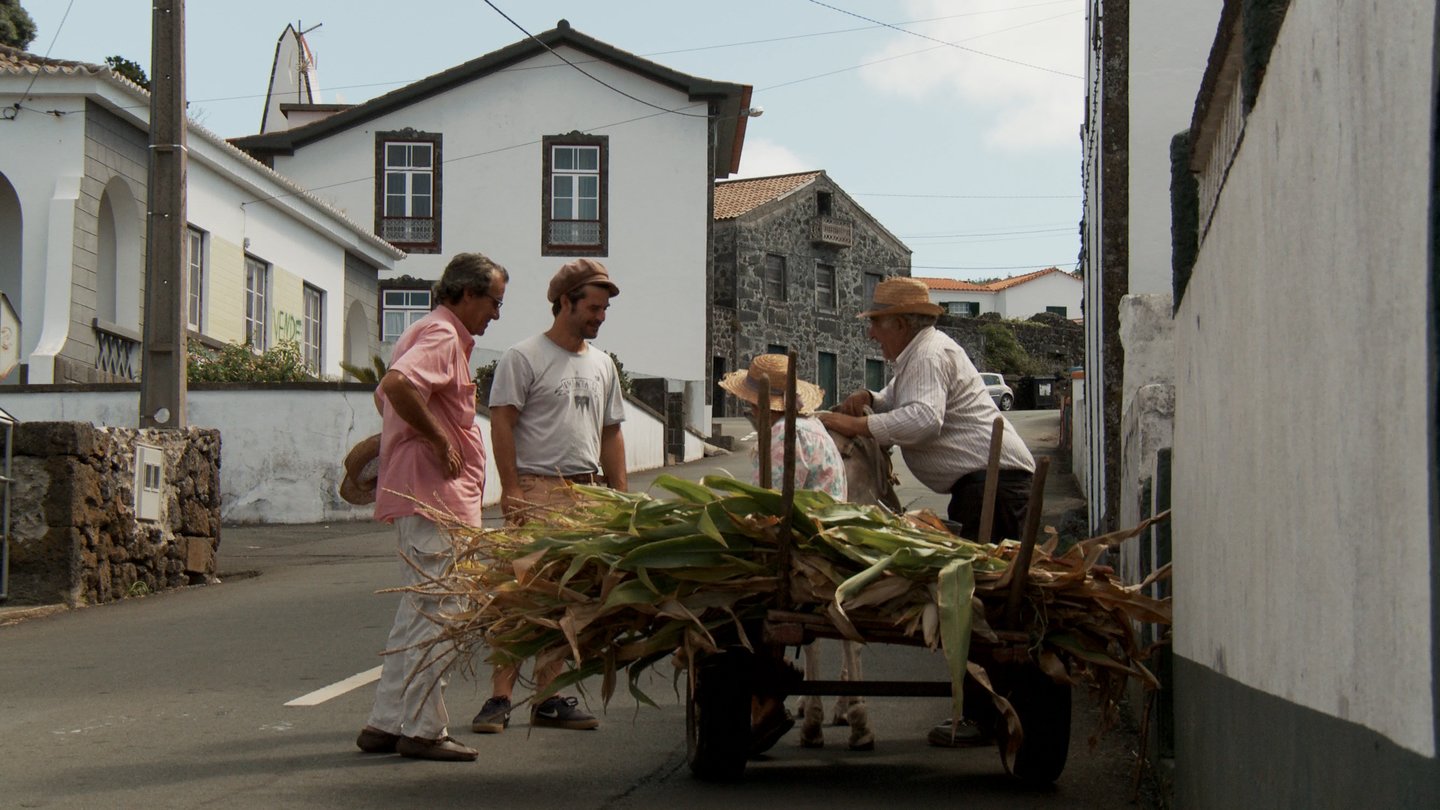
[{"left": 417, "top": 354, "right": 1171, "bottom": 785}]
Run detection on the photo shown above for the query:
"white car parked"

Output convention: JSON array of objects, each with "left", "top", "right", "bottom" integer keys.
[{"left": 980, "top": 372, "right": 1014, "bottom": 411}]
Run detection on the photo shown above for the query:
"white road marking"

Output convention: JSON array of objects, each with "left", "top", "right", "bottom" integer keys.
[{"left": 285, "top": 666, "right": 383, "bottom": 707}]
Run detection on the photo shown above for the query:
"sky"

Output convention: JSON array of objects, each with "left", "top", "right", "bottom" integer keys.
[{"left": 19, "top": 0, "right": 1085, "bottom": 282}]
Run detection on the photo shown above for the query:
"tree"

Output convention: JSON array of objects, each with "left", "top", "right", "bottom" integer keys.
[
  {"left": 104, "top": 55, "right": 149, "bottom": 89},
  {"left": 0, "top": 0, "right": 36, "bottom": 49}
]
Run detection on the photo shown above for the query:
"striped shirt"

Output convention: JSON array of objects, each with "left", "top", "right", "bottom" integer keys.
[{"left": 866, "top": 327, "right": 1035, "bottom": 492}]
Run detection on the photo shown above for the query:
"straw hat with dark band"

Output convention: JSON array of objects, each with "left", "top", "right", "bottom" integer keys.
[
  {"left": 718, "top": 354, "right": 825, "bottom": 415},
  {"left": 857, "top": 276, "right": 943, "bottom": 319}
]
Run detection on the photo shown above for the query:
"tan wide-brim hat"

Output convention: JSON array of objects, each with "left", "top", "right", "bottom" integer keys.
[
  {"left": 857, "top": 276, "right": 943, "bottom": 318},
  {"left": 339, "top": 433, "right": 381, "bottom": 506},
  {"left": 718, "top": 354, "right": 825, "bottom": 415}
]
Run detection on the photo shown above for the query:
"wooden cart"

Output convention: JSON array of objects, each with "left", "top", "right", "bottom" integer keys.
[{"left": 684, "top": 352, "right": 1068, "bottom": 784}]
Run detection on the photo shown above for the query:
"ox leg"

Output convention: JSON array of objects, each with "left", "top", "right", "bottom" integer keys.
[
  {"left": 841, "top": 641, "right": 874, "bottom": 751},
  {"left": 799, "top": 643, "right": 825, "bottom": 748}
]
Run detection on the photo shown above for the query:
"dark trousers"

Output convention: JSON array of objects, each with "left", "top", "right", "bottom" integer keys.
[{"left": 947, "top": 470, "right": 1033, "bottom": 543}]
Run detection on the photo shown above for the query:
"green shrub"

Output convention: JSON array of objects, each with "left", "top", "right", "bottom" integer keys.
[
  {"left": 187, "top": 339, "right": 318, "bottom": 382},
  {"left": 980, "top": 323, "right": 1040, "bottom": 376}
]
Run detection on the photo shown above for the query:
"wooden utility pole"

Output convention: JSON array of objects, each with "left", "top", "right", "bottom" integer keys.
[{"left": 139, "top": 0, "right": 188, "bottom": 428}]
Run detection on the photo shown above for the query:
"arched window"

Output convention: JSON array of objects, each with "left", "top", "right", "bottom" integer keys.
[{"left": 95, "top": 177, "right": 142, "bottom": 330}]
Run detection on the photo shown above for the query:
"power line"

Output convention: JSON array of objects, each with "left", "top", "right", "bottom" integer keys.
[
  {"left": 860, "top": 193, "right": 1080, "bottom": 200},
  {"left": 805, "top": 0, "right": 1082, "bottom": 80},
  {"left": 14, "top": 0, "right": 76, "bottom": 112},
  {"left": 901, "top": 225, "right": 1076, "bottom": 239},
  {"left": 480, "top": 0, "right": 710, "bottom": 119},
  {"left": 908, "top": 262, "right": 1077, "bottom": 271}
]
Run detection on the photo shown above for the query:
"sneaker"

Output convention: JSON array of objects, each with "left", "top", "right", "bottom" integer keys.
[
  {"left": 927, "top": 718, "right": 992, "bottom": 748},
  {"left": 470, "top": 696, "right": 512, "bottom": 734},
  {"left": 531, "top": 695, "right": 600, "bottom": 730},
  {"left": 396, "top": 734, "right": 479, "bottom": 762}
]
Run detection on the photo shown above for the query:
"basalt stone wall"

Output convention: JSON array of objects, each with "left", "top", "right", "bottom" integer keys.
[
  {"left": 7, "top": 422, "right": 221, "bottom": 606},
  {"left": 936, "top": 312, "right": 1084, "bottom": 375}
]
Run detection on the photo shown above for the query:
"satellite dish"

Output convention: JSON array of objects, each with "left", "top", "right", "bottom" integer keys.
[{"left": 0, "top": 292, "right": 19, "bottom": 379}]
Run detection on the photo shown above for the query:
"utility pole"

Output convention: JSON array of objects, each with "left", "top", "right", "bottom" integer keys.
[{"left": 139, "top": 0, "right": 187, "bottom": 428}]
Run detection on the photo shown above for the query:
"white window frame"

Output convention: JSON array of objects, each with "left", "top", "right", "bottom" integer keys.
[
  {"left": 377, "top": 133, "right": 440, "bottom": 250},
  {"left": 302, "top": 284, "right": 324, "bottom": 373},
  {"left": 185, "top": 226, "right": 205, "bottom": 332},
  {"left": 381, "top": 288, "right": 432, "bottom": 341},
  {"left": 947, "top": 301, "right": 980, "bottom": 317},
  {"left": 244, "top": 256, "right": 270, "bottom": 351},
  {"left": 546, "top": 142, "right": 603, "bottom": 249},
  {"left": 384, "top": 141, "right": 434, "bottom": 219}
]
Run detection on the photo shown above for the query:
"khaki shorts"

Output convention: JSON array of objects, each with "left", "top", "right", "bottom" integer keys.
[{"left": 507, "top": 473, "right": 606, "bottom": 526}]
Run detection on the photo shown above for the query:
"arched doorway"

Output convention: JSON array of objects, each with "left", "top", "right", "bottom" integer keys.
[{"left": 0, "top": 173, "right": 21, "bottom": 384}]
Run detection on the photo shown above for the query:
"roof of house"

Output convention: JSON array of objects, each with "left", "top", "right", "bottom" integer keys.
[
  {"left": 914, "top": 276, "right": 993, "bottom": 293},
  {"left": 0, "top": 44, "right": 405, "bottom": 262},
  {"left": 915, "top": 267, "right": 1079, "bottom": 294},
  {"left": 229, "top": 20, "right": 753, "bottom": 177},
  {"left": 713, "top": 171, "right": 823, "bottom": 219}
]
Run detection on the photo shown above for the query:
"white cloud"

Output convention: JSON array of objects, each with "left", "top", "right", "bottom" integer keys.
[
  {"left": 859, "top": 0, "right": 1084, "bottom": 151},
  {"left": 733, "top": 137, "right": 814, "bottom": 179}
]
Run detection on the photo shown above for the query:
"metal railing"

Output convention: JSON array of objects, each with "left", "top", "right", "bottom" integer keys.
[
  {"left": 93, "top": 318, "right": 140, "bottom": 381},
  {"left": 548, "top": 219, "right": 602, "bottom": 246},
  {"left": 380, "top": 216, "right": 436, "bottom": 244}
]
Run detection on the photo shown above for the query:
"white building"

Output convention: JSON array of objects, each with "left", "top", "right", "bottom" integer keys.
[
  {"left": 1170, "top": 1, "right": 1438, "bottom": 805},
  {"left": 916, "top": 267, "right": 1082, "bottom": 320},
  {"left": 231, "top": 20, "right": 753, "bottom": 432},
  {"left": 0, "top": 44, "right": 403, "bottom": 385}
]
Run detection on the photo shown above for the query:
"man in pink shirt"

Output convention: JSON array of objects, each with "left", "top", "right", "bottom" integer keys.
[{"left": 355, "top": 252, "right": 508, "bottom": 763}]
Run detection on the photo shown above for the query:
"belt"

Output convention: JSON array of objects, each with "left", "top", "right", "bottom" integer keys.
[
  {"left": 954, "top": 469, "right": 1033, "bottom": 488},
  {"left": 523, "top": 472, "right": 605, "bottom": 485}
]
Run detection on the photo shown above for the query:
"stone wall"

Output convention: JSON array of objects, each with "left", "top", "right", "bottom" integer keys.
[
  {"left": 6, "top": 422, "right": 221, "bottom": 606},
  {"left": 936, "top": 311, "right": 1085, "bottom": 375},
  {"left": 709, "top": 175, "right": 909, "bottom": 417}
]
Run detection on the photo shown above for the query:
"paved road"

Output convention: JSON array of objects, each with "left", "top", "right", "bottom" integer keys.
[{"left": 0, "top": 409, "right": 1148, "bottom": 809}]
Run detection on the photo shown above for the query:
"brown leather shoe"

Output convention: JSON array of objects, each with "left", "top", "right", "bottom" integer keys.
[
  {"left": 355, "top": 726, "right": 400, "bottom": 754},
  {"left": 396, "top": 735, "right": 479, "bottom": 762}
]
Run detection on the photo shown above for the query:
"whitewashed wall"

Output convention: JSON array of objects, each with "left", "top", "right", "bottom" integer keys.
[
  {"left": 1174, "top": 0, "right": 1434, "bottom": 756},
  {"left": 0, "top": 91, "right": 88, "bottom": 378},
  {"left": 0, "top": 387, "right": 667, "bottom": 524},
  {"left": 271, "top": 44, "right": 713, "bottom": 391},
  {"left": 995, "top": 273, "right": 1083, "bottom": 319},
  {"left": 1129, "top": 0, "right": 1226, "bottom": 293}
]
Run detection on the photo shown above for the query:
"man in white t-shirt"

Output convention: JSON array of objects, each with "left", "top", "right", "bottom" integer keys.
[{"left": 471, "top": 258, "right": 628, "bottom": 735}]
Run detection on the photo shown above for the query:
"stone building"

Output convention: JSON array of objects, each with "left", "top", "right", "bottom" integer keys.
[{"left": 708, "top": 171, "right": 911, "bottom": 418}]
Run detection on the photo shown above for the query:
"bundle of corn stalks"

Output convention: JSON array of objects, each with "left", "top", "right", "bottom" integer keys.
[{"left": 409, "top": 473, "right": 1170, "bottom": 726}]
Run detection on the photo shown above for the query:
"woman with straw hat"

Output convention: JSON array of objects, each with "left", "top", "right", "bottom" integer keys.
[{"left": 718, "top": 353, "right": 846, "bottom": 500}]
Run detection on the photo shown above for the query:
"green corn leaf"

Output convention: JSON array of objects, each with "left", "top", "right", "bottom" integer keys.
[{"left": 936, "top": 557, "right": 976, "bottom": 719}]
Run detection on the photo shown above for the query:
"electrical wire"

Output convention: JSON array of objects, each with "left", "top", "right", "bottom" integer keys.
[
  {"left": 805, "top": 0, "right": 1082, "bottom": 80},
  {"left": 12, "top": 0, "right": 76, "bottom": 116},
  {"left": 480, "top": 0, "right": 711, "bottom": 119}
]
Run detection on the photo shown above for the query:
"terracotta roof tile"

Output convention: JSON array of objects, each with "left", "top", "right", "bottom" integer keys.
[
  {"left": 913, "top": 276, "right": 992, "bottom": 293},
  {"left": 0, "top": 43, "right": 105, "bottom": 76},
  {"left": 714, "top": 171, "right": 822, "bottom": 219},
  {"left": 984, "top": 266, "right": 1078, "bottom": 291}
]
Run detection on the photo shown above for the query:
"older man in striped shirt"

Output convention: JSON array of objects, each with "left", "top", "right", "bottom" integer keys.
[{"left": 816, "top": 276, "right": 1035, "bottom": 544}]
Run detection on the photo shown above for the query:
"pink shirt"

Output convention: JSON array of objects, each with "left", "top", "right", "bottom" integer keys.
[{"left": 373, "top": 305, "right": 487, "bottom": 525}]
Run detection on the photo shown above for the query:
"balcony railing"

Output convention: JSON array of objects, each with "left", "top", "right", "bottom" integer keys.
[
  {"left": 93, "top": 318, "right": 140, "bottom": 381},
  {"left": 548, "top": 219, "right": 602, "bottom": 246},
  {"left": 809, "top": 216, "right": 854, "bottom": 248},
  {"left": 380, "top": 216, "right": 436, "bottom": 244}
]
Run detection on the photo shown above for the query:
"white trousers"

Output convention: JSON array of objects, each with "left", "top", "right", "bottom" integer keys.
[{"left": 365, "top": 515, "right": 457, "bottom": 740}]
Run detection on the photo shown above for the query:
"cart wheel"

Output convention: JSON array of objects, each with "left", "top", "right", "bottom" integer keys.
[
  {"left": 1002, "top": 666, "right": 1071, "bottom": 784},
  {"left": 686, "top": 651, "right": 752, "bottom": 781}
]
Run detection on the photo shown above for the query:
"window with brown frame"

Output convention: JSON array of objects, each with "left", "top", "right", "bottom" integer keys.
[
  {"left": 374, "top": 130, "right": 442, "bottom": 253},
  {"left": 542, "top": 133, "right": 607, "bottom": 256}
]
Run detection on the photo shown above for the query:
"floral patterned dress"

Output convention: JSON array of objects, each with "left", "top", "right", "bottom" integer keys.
[{"left": 750, "top": 415, "right": 848, "bottom": 500}]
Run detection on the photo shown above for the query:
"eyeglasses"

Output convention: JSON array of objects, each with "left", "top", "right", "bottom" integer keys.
[{"left": 479, "top": 293, "right": 504, "bottom": 311}]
